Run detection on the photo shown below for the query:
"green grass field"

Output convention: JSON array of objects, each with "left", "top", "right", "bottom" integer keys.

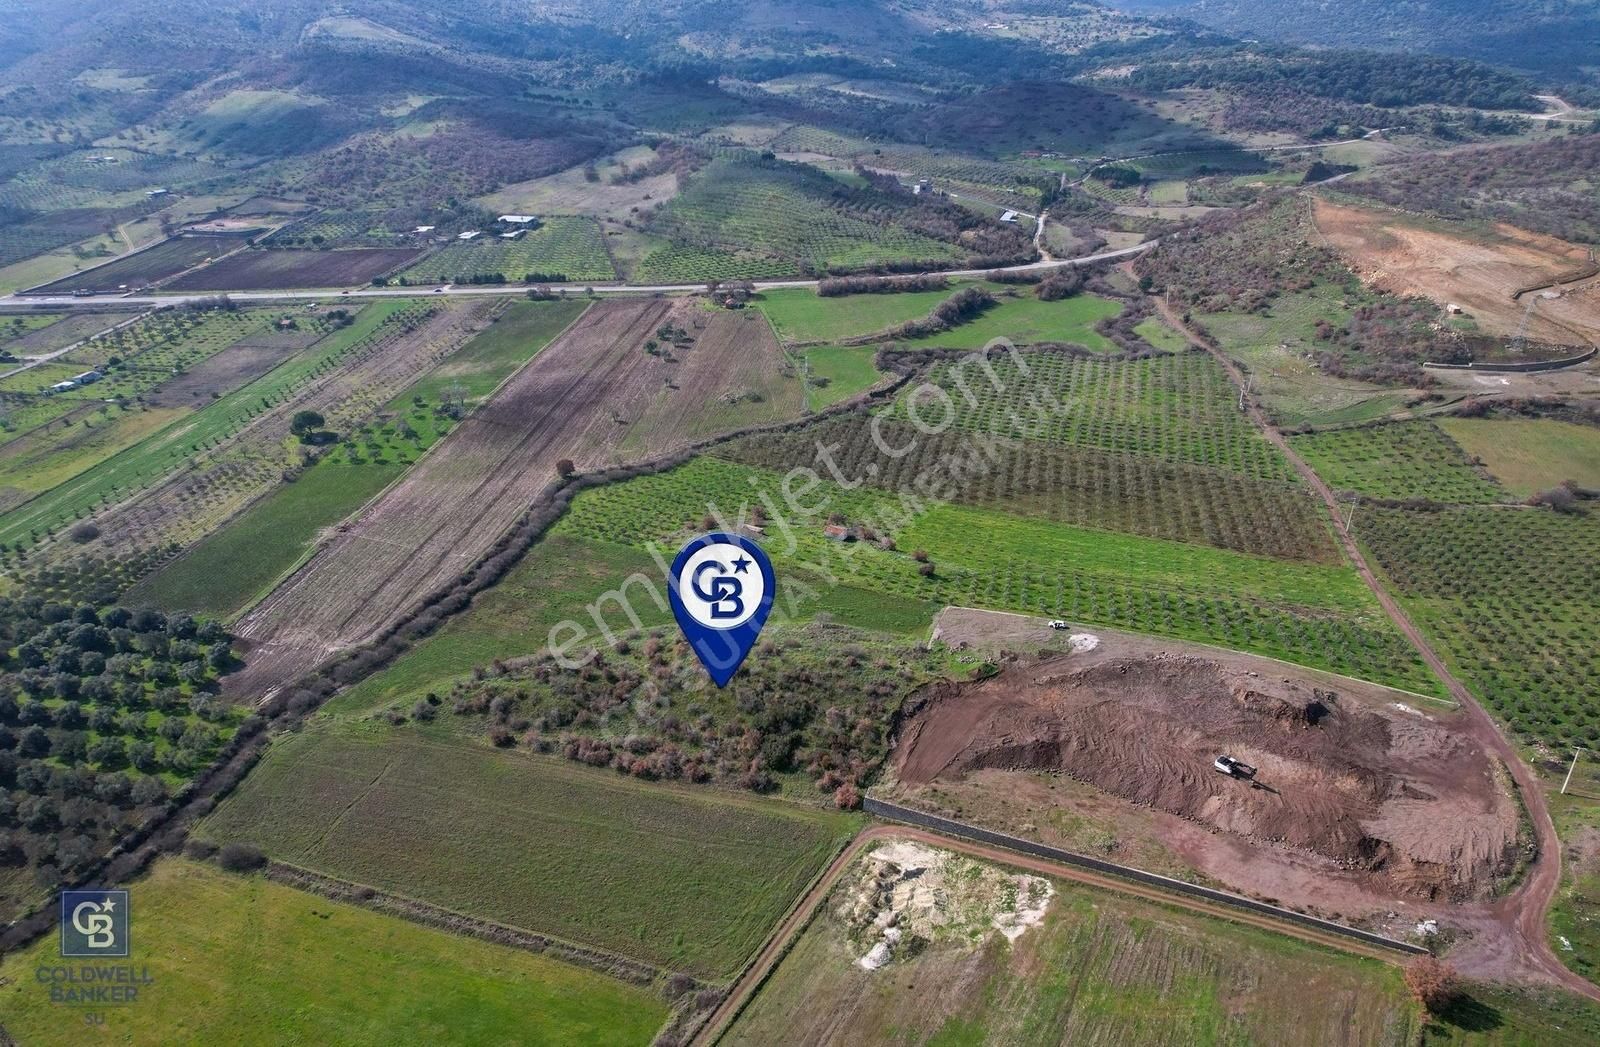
[
  {"left": 757, "top": 286, "right": 959, "bottom": 344},
  {"left": 728, "top": 845, "right": 1420, "bottom": 1046},
  {"left": 1133, "top": 315, "right": 1191, "bottom": 351},
  {"left": 1549, "top": 776, "right": 1600, "bottom": 988},
  {"left": 1292, "top": 422, "right": 1507, "bottom": 504},
  {"left": 128, "top": 462, "right": 404, "bottom": 617},
  {"left": 905, "top": 293, "right": 1122, "bottom": 352},
  {"left": 797, "top": 345, "right": 883, "bottom": 409},
  {"left": 1202, "top": 290, "right": 1411, "bottom": 427},
  {"left": 0, "top": 859, "right": 667, "bottom": 1046},
  {"left": 1438, "top": 418, "right": 1600, "bottom": 498},
  {"left": 199, "top": 728, "right": 859, "bottom": 979}
]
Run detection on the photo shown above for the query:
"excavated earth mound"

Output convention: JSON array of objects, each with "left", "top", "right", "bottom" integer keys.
[{"left": 893, "top": 653, "right": 1520, "bottom": 901}]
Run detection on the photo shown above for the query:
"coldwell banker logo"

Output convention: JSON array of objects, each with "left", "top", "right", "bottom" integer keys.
[
  {"left": 41, "top": 888, "right": 152, "bottom": 1016},
  {"left": 61, "top": 889, "right": 129, "bottom": 957}
]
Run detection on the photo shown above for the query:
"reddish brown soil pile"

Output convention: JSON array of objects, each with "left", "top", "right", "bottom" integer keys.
[{"left": 894, "top": 652, "right": 1520, "bottom": 901}]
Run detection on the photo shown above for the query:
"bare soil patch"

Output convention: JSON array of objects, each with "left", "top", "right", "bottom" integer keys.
[
  {"left": 1314, "top": 200, "right": 1600, "bottom": 347},
  {"left": 897, "top": 609, "right": 1521, "bottom": 912},
  {"left": 144, "top": 329, "right": 318, "bottom": 408}
]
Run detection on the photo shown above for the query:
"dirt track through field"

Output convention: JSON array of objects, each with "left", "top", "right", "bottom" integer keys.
[
  {"left": 229, "top": 299, "right": 801, "bottom": 697},
  {"left": 1157, "top": 295, "right": 1600, "bottom": 1000}
]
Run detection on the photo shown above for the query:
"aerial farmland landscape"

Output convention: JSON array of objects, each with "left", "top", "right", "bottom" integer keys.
[{"left": 1, "top": 1, "right": 1600, "bottom": 1044}]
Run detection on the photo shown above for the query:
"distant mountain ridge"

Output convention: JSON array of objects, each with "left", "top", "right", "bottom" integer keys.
[{"left": 1117, "top": 0, "right": 1600, "bottom": 80}]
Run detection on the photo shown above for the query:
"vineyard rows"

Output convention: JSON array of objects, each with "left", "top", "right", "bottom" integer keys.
[
  {"left": 1291, "top": 422, "right": 1507, "bottom": 504},
  {"left": 886, "top": 351, "right": 1299, "bottom": 482},
  {"left": 719, "top": 414, "right": 1340, "bottom": 563},
  {"left": 1362, "top": 505, "right": 1600, "bottom": 744},
  {"left": 633, "top": 245, "right": 798, "bottom": 283},
  {"left": 553, "top": 456, "right": 1438, "bottom": 695}
]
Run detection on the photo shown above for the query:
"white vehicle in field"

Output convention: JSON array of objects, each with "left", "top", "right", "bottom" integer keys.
[
  {"left": 1047, "top": 620, "right": 1069, "bottom": 630},
  {"left": 1213, "top": 755, "right": 1257, "bottom": 779}
]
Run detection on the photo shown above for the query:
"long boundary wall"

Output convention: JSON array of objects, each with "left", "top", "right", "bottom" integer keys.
[{"left": 863, "top": 797, "right": 1428, "bottom": 956}]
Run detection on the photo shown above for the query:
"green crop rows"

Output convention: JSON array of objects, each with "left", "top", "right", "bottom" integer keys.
[
  {"left": 1362, "top": 505, "right": 1600, "bottom": 745},
  {"left": 553, "top": 456, "right": 1438, "bottom": 694},
  {"left": 720, "top": 414, "right": 1340, "bottom": 563},
  {"left": 1291, "top": 421, "right": 1507, "bottom": 504},
  {"left": 398, "top": 217, "right": 614, "bottom": 283},
  {"left": 883, "top": 350, "right": 1298, "bottom": 482},
  {"left": 634, "top": 245, "right": 798, "bottom": 283}
]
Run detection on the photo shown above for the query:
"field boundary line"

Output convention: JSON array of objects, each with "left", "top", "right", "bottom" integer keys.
[
  {"left": 217, "top": 297, "right": 548, "bottom": 622},
  {"left": 259, "top": 859, "right": 673, "bottom": 987},
  {"left": 862, "top": 798, "right": 1428, "bottom": 956}
]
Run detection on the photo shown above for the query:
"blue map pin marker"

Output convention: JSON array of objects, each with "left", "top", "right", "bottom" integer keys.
[{"left": 667, "top": 532, "right": 776, "bottom": 687}]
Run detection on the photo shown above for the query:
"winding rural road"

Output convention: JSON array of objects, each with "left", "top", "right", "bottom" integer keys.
[{"left": 1155, "top": 296, "right": 1599, "bottom": 1002}]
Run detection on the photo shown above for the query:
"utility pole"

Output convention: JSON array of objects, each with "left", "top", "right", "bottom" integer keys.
[
  {"left": 1562, "top": 747, "right": 1585, "bottom": 794},
  {"left": 1342, "top": 493, "right": 1360, "bottom": 533}
]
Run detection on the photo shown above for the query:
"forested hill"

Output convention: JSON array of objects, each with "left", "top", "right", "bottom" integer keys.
[{"left": 1118, "top": 0, "right": 1600, "bottom": 80}]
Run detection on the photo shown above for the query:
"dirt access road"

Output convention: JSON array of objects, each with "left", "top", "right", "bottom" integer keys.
[
  {"left": 1155, "top": 296, "right": 1598, "bottom": 1001},
  {"left": 693, "top": 823, "right": 1418, "bottom": 1045}
]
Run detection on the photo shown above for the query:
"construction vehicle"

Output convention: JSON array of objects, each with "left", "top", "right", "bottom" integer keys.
[{"left": 1213, "top": 755, "right": 1256, "bottom": 780}]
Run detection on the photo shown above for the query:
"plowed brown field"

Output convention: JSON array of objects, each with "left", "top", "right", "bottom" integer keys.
[{"left": 228, "top": 299, "right": 803, "bottom": 697}]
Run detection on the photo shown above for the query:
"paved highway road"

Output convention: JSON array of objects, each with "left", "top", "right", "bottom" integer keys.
[{"left": 0, "top": 243, "right": 1155, "bottom": 313}]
